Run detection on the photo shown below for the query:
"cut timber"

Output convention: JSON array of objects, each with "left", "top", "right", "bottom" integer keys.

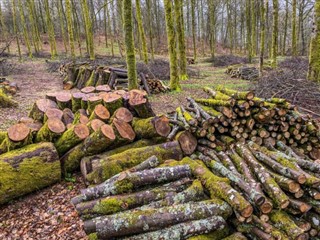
[
  {"left": 28, "top": 99, "right": 57, "bottom": 121},
  {"left": 216, "top": 86, "right": 255, "bottom": 100},
  {"left": 82, "top": 124, "right": 116, "bottom": 155},
  {"left": 120, "top": 216, "right": 226, "bottom": 240},
  {"left": 72, "top": 92, "right": 86, "bottom": 112},
  {"left": 132, "top": 116, "right": 171, "bottom": 139},
  {"left": 62, "top": 108, "right": 74, "bottom": 126},
  {"left": 0, "top": 123, "right": 32, "bottom": 154},
  {"left": 56, "top": 92, "right": 72, "bottom": 109},
  {"left": 87, "top": 119, "right": 105, "bottom": 133},
  {"left": 0, "top": 142, "right": 61, "bottom": 205},
  {"left": 84, "top": 200, "right": 232, "bottom": 238},
  {"left": 95, "top": 84, "right": 111, "bottom": 93},
  {"left": 110, "top": 107, "right": 133, "bottom": 123},
  {"left": 45, "top": 92, "right": 57, "bottom": 102},
  {"left": 44, "top": 108, "right": 63, "bottom": 122},
  {"left": 89, "top": 104, "right": 110, "bottom": 122},
  {"left": 81, "top": 86, "right": 96, "bottom": 94},
  {"left": 111, "top": 118, "right": 136, "bottom": 145},
  {"left": 73, "top": 109, "right": 89, "bottom": 125},
  {"left": 87, "top": 96, "right": 102, "bottom": 115},
  {"left": 128, "top": 90, "right": 155, "bottom": 118},
  {"left": 175, "top": 131, "right": 198, "bottom": 155},
  {"left": 54, "top": 123, "right": 90, "bottom": 156},
  {"left": 35, "top": 118, "right": 66, "bottom": 142},
  {"left": 83, "top": 141, "right": 183, "bottom": 184},
  {"left": 102, "top": 92, "right": 123, "bottom": 115}
]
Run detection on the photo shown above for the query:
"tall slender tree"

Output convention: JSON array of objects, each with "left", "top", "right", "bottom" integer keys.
[
  {"left": 260, "top": 0, "right": 266, "bottom": 74},
  {"left": 66, "top": 0, "right": 75, "bottom": 59},
  {"left": 135, "top": 0, "right": 148, "bottom": 64},
  {"left": 57, "top": 0, "right": 68, "bottom": 53},
  {"left": 191, "top": 0, "right": 197, "bottom": 61},
  {"left": 292, "top": 0, "right": 298, "bottom": 56},
  {"left": 246, "top": 0, "right": 253, "bottom": 62},
  {"left": 164, "top": 0, "right": 181, "bottom": 91},
  {"left": 44, "top": 0, "right": 57, "bottom": 58},
  {"left": 208, "top": 0, "right": 215, "bottom": 58},
  {"left": 308, "top": 0, "right": 320, "bottom": 82},
  {"left": 11, "top": 0, "right": 21, "bottom": 60},
  {"left": 0, "top": 2, "right": 10, "bottom": 53},
  {"left": 18, "top": 0, "right": 32, "bottom": 58},
  {"left": 283, "top": 0, "right": 289, "bottom": 55},
  {"left": 251, "top": 0, "right": 256, "bottom": 56},
  {"left": 81, "top": 0, "right": 95, "bottom": 60},
  {"left": 146, "top": 0, "right": 154, "bottom": 61},
  {"left": 174, "top": 0, "right": 188, "bottom": 80},
  {"left": 271, "top": 0, "right": 279, "bottom": 67},
  {"left": 122, "top": 0, "right": 138, "bottom": 89}
]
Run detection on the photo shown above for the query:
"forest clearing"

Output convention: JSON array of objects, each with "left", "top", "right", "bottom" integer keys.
[{"left": 1, "top": 0, "right": 320, "bottom": 239}]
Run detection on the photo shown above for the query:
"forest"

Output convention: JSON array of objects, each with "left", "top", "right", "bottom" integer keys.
[{"left": 1, "top": 0, "right": 320, "bottom": 239}]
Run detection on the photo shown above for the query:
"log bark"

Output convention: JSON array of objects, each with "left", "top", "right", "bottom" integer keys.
[
  {"left": 35, "top": 117, "right": 66, "bottom": 142},
  {"left": 87, "top": 96, "right": 102, "bottom": 115},
  {"left": 83, "top": 141, "right": 183, "bottom": 184},
  {"left": 71, "top": 92, "right": 86, "bottom": 112},
  {"left": 132, "top": 116, "right": 171, "bottom": 139},
  {"left": 84, "top": 200, "right": 232, "bottom": 238},
  {"left": 0, "top": 142, "right": 61, "bottom": 205},
  {"left": 62, "top": 108, "right": 74, "bottom": 127}
]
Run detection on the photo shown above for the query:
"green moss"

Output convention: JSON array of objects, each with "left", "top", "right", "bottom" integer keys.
[
  {"left": 88, "top": 233, "right": 98, "bottom": 240},
  {"left": 93, "top": 198, "right": 123, "bottom": 214},
  {"left": 187, "top": 226, "right": 230, "bottom": 240},
  {"left": 0, "top": 143, "right": 61, "bottom": 204}
]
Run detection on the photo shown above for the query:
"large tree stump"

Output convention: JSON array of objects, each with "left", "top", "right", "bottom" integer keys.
[
  {"left": 54, "top": 123, "right": 90, "bottom": 156},
  {"left": 132, "top": 116, "right": 171, "bottom": 139},
  {"left": 102, "top": 92, "right": 123, "bottom": 115},
  {"left": 35, "top": 118, "right": 66, "bottom": 142},
  {"left": 82, "top": 141, "right": 183, "bottom": 184},
  {"left": 28, "top": 99, "right": 57, "bottom": 121},
  {"left": 0, "top": 123, "right": 32, "bottom": 154},
  {"left": 0, "top": 142, "right": 61, "bottom": 205}
]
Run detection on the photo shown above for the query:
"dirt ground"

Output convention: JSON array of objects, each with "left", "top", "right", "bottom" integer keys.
[{"left": 0, "top": 56, "right": 250, "bottom": 239}]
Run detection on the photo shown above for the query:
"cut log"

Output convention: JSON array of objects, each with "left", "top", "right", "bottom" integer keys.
[
  {"left": 84, "top": 200, "right": 232, "bottom": 238},
  {"left": 35, "top": 118, "right": 66, "bottom": 142},
  {"left": 28, "top": 99, "right": 57, "bottom": 121},
  {"left": 0, "top": 123, "right": 32, "bottom": 154},
  {"left": 72, "top": 92, "right": 86, "bottom": 112},
  {"left": 89, "top": 104, "right": 110, "bottom": 122},
  {"left": 45, "top": 92, "right": 57, "bottom": 102},
  {"left": 111, "top": 118, "right": 136, "bottom": 145},
  {"left": 175, "top": 131, "right": 198, "bottom": 155},
  {"left": 81, "top": 86, "right": 96, "bottom": 94},
  {"left": 73, "top": 109, "right": 89, "bottom": 125},
  {"left": 95, "top": 84, "right": 111, "bottom": 93},
  {"left": 102, "top": 92, "right": 123, "bottom": 115},
  {"left": 128, "top": 90, "right": 155, "bottom": 118},
  {"left": 62, "top": 108, "right": 74, "bottom": 127},
  {"left": 132, "top": 116, "right": 171, "bottom": 139},
  {"left": 56, "top": 92, "right": 72, "bottom": 110},
  {"left": 87, "top": 119, "right": 105, "bottom": 133},
  {"left": 54, "top": 123, "right": 90, "bottom": 156},
  {"left": 87, "top": 96, "right": 102, "bottom": 115},
  {"left": 0, "top": 142, "right": 61, "bottom": 205},
  {"left": 44, "top": 108, "right": 63, "bottom": 122},
  {"left": 121, "top": 216, "right": 226, "bottom": 240},
  {"left": 110, "top": 107, "right": 133, "bottom": 123},
  {"left": 83, "top": 141, "right": 183, "bottom": 184}
]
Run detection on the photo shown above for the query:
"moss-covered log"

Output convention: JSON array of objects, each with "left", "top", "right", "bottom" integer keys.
[
  {"left": 221, "top": 232, "right": 248, "bottom": 240},
  {"left": 83, "top": 141, "right": 183, "bottom": 184},
  {"left": 89, "top": 104, "right": 110, "bottom": 122},
  {"left": 56, "top": 92, "right": 72, "bottom": 110},
  {"left": 84, "top": 200, "right": 232, "bottom": 238},
  {"left": 121, "top": 216, "right": 226, "bottom": 240},
  {"left": 72, "top": 92, "right": 86, "bottom": 112},
  {"left": 35, "top": 117, "right": 66, "bottom": 142},
  {"left": 175, "top": 131, "right": 198, "bottom": 155},
  {"left": 62, "top": 108, "right": 74, "bottom": 127},
  {"left": 110, "top": 107, "right": 133, "bottom": 123},
  {"left": 28, "top": 99, "right": 57, "bottom": 121},
  {"left": 0, "top": 123, "right": 33, "bottom": 154},
  {"left": 0, "top": 89, "right": 18, "bottom": 108},
  {"left": 111, "top": 118, "right": 136, "bottom": 146},
  {"left": 0, "top": 142, "right": 61, "bottom": 205},
  {"left": 54, "top": 123, "right": 90, "bottom": 156},
  {"left": 87, "top": 119, "right": 105, "bottom": 133},
  {"left": 132, "top": 116, "right": 171, "bottom": 139},
  {"left": 44, "top": 108, "right": 63, "bottom": 122},
  {"left": 73, "top": 165, "right": 191, "bottom": 203},
  {"left": 73, "top": 109, "right": 89, "bottom": 125},
  {"left": 102, "top": 92, "right": 123, "bottom": 115},
  {"left": 87, "top": 96, "right": 102, "bottom": 115},
  {"left": 215, "top": 86, "right": 255, "bottom": 100}
]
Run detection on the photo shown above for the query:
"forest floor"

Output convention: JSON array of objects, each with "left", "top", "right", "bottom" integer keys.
[{"left": 0, "top": 56, "right": 253, "bottom": 239}]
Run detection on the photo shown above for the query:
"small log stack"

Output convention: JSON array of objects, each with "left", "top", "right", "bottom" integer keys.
[
  {"left": 226, "top": 66, "right": 259, "bottom": 80},
  {"left": 59, "top": 63, "right": 169, "bottom": 94}
]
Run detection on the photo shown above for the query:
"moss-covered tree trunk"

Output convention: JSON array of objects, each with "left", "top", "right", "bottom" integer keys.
[
  {"left": 146, "top": 0, "right": 154, "bottom": 61},
  {"left": 27, "top": 0, "right": 41, "bottom": 53},
  {"left": 251, "top": 1, "right": 256, "bottom": 56},
  {"left": 308, "top": 0, "right": 320, "bottom": 82},
  {"left": 191, "top": 0, "right": 197, "bottom": 62},
  {"left": 44, "top": 0, "right": 57, "bottom": 58},
  {"left": 292, "top": 0, "right": 297, "bottom": 56},
  {"left": 11, "top": 0, "right": 21, "bottom": 60},
  {"left": 259, "top": 0, "right": 266, "bottom": 74},
  {"left": 164, "top": 0, "right": 181, "bottom": 91},
  {"left": 174, "top": 0, "right": 188, "bottom": 80},
  {"left": 271, "top": 0, "right": 279, "bottom": 68},
  {"left": 283, "top": 0, "right": 289, "bottom": 55},
  {"left": 66, "top": 0, "right": 75, "bottom": 58},
  {"left": 18, "top": 0, "right": 33, "bottom": 58},
  {"left": 57, "top": 0, "right": 68, "bottom": 54},
  {"left": 122, "top": 0, "right": 138, "bottom": 89},
  {"left": 81, "top": 0, "right": 95, "bottom": 60},
  {"left": 135, "top": 0, "right": 148, "bottom": 64},
  {"left": 246, "top": 0, "right": 253, "bottom": 63},
  {"left": 0, "top": 2, "right": 10, "bottom": 53},
  {"left": 208, "top": 0, "right": 215, "bottom": 59},
  {"left": 106, "top": 1, "right": 114, "bottom": 57}
]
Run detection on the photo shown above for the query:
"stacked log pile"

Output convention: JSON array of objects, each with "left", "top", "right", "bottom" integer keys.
[
  {"left": 0, "top": 77, "right": 18, "bottom": 107},
  {"left": 0, "top": 87, "right": 181, "bottom": 204},
  {"left": 59, "top": 62, "right": 169, "bottom": 94},
  {"left": 70, "top": 86, "right": 320, "bottom": 239},
  {"left": 226, "top": 66, "right": 259, "bottom": 80}
]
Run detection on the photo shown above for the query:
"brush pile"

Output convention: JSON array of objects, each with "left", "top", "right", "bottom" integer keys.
[
  {"left": 212, "top": 55, "right": 249, "bottom": 67},
  {"left": 226, "top": 66, "right": 259, "bottom": 80},
  {"left": 59, "top": 62, "right": 169, "bottom": 94}
]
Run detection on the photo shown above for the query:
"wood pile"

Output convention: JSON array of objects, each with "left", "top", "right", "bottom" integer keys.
[
  {"left": 0, "top": 77, "right": 18, "bottom": 108},
  {"left": 59, "top": 62, "right": 169, "bottom": 94},
  {"left": 0, "top": 87, "right": 180, "bottom": 205},
  {"left": 226, "top": 66, "right": 259, "bottom": 80}
]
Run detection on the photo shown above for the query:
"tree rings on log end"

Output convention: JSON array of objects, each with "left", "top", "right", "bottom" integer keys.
[
  {"left": 74, "top": 124, "right": 90, "bottom": 140},
  {"left": 89, "top": 119, "right": 105, "bottom": 132},
  {"left": 8, "top": 123, "right": 30, "bottom": 142},
  {"left": 101, "top": 124, "right": 116, "bottom": 140},
  {"left": 176, "top": 131, "right": 197, "bottom": 155},
  {"left": 113, "top": 118, "right": 136, "bottom": 141},
  {"left": 114, "top": 107, "right": 133, "bottom": 123},
  {"left": 153, "top": 115, "right": 171, "bottom": 137},
  {"left": 47, "top": 118, "right": 66, "bottom": 134},
  {"left": 45, "top": 108, "right": 63, "bottom": 120},
  {"left": 81, "top": 86, "right": 96, "bottom": 94}
]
